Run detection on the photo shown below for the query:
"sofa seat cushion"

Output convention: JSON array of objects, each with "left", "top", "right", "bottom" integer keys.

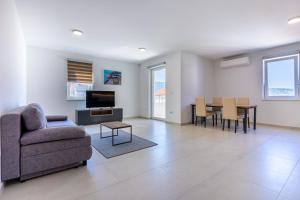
[
  {"left": 47, "top": 119, "right": 76, "bottom": 128},
  {"left": 21, "top": 136, "right": 91, "bottom": 158},
  {"left": 21, "top": 127, "right": 86, "bottom": 146}
]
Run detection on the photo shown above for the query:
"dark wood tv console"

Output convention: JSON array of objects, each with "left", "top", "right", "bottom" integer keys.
[{"left": 75, "top": 108, "right": 123, "bottom": 125}]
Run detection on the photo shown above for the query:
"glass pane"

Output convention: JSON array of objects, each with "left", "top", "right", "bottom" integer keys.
[
  {"left": 267, "top": 58, "right": 295, "bottom": 97},
  {"left": 68, "top": 82, "right": 92, "bottom": 99},
  {"left": 153, "top": 68, "right": 166, "bottom": 119}
]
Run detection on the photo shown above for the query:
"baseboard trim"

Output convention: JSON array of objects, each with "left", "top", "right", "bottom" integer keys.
[
  {"left": 256, "top": 122, "right": 300, "bottom": 130},
  {"left": 123, "top": 116, "right": 141, "bottom": 119},
  {"left": 130, "top": 117, "right": 300, "bottom": 129}
]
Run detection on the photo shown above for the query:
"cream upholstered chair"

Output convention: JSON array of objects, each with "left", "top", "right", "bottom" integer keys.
[
  {"left": 222, "top": 97, "right": 243, "bottom": 133},
  {"left": 195, "top": 97, "right": 214, "bottom": 127},
  {"left": 213, "top": 96, "right": 223, "bottom": 105},
  {"left": 212, "top": 97, "right": 223, "bottom": 125},
  {"left": 237, "top": 97, "right": 249, "bottom": 106},
  {"left": 237, "top": 97, "right": 250, "bottom": 128}
]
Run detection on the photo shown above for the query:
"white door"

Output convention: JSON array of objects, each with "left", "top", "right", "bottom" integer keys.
[{"left": 151, "top": 67, "right": 166, "bottom": 119}]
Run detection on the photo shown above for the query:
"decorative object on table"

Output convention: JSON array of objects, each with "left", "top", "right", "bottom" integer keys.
[{"left": 104, "top": 69, "right": 122, "bottom": 85}]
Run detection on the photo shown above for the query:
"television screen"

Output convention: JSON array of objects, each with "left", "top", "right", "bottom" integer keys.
[{"left": 86, "top": 91, "right": 115, "bottom": 108}]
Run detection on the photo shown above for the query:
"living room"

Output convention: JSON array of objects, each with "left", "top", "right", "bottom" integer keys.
[{"left": 1, "top": 0, "right": 300, "bottom": 200}]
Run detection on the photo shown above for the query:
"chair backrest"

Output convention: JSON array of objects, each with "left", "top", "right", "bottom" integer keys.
[
  {"left": 237, "top": 97, "right": 250, "bottom": 106},
  {"left": 212, "top": 97, "right": 222, "bottom": 112},
  {"left": 223, "top": 97, "right": 237, "bottom": 120},
  {"left": 196, "top": 97, "right": 206, "bottom": 117},
  {"left": 212, "top": 97, "right": 222, "bottom": 105}
]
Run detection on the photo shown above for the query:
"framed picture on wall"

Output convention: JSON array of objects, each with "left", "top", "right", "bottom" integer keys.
[{"left": 104, "top": 69, "right": 122, "bottom": 85}]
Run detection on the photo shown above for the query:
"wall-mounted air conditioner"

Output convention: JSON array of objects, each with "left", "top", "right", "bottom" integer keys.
[{"left": 220, "top": 56, "right": 250, "bottom": 68}]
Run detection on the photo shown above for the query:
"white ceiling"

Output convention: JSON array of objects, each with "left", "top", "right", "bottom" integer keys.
[{"left": 15, "top": 0, "right": 300, "bottom": 63}]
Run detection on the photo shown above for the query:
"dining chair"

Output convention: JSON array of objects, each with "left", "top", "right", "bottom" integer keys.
[
  {"left": 222, "top": 97, "right": 243, "bottom": 133},
  {"left": 195, "top": 97, "right": 214, "bottom": 128},
  {"left": 237, "top": 97, "right": 250, "bottom": 128},
  {"left": 212, "top": 96, "right": 223, "bottom": 125}
]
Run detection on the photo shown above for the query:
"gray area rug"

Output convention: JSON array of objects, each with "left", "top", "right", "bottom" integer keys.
[{"left": 91, "top": 130, "right": 157, "bottom": 158}]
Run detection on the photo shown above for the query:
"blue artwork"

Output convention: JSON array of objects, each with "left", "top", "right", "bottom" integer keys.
[{"left": 104, "top": 69, "right": 122, "bottom": 85}]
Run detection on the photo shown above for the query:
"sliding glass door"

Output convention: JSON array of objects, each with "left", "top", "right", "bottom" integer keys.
[{"left": 151, "top": 67, "right": 166, "bottom": 119}]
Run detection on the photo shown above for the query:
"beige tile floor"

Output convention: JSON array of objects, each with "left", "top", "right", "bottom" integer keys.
[{"left": 1, "top": 118, "right": 300, "bottom": 200}]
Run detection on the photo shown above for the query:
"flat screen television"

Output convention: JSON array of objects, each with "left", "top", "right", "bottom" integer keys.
[{"left": 86, "top": 91, "right": 115, "bottom": 108}]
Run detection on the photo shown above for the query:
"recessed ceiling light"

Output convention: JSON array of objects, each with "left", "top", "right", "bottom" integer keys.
[
  {"left": 139, "top": 48, "right": 146, "bottom": 52},
  {"left": 72, "top": 29, "right": 83, "bottom": 36},
  {"left": 288, "top": 16, "right": 300, "bottom": 25}
]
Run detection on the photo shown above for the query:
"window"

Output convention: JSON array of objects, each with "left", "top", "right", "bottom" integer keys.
[
  {"left": 263, "top": 54, "right": 299, "bottom": 100},
  {"left": 67, "top": 60, "right": 93, "bottom": 100}
]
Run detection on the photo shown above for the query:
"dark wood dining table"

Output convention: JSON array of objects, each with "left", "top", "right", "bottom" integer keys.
[{"left": 191, "top": 103, "right": 257, "bottom": 133}]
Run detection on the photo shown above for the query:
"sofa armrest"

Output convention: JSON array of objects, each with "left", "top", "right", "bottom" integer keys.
[
  {"left": 46, "top": 115, "right": 68, "bottom": 122},
  {"left": 21, "top": 126, "right": 86, "bottom": 145},
  {"left": 1, "top": 112, "right": 22, "bottom": 181}
]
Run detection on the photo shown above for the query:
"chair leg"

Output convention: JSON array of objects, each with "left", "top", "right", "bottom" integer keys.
[
  {"left": 204, "top": 117, "right": 207, "bottom": 128},
  {"left": 227, "top": 120, "right": 230, "bottom": 129},
  {"left": 222, "top": 119, "right": 225, "bottom": 131},
  {"left": 248, "top": 117, "right": 250, "bottom": 128},
  {"left": 195, "top": 116, "right": 198, "bottom": 126},
  {"left": 235, "top": 120, "right": 237, "bottom": 133},
  {"left": 212, "top": 115, "right": 215, "bottom": 127},
  {"left": 216, "top": 114, "right": 218, "bottom": 126}
]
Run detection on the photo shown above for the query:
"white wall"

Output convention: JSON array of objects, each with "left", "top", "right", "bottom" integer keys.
[
  {"left": 214, "top": 42, "right": 300, "bottom": 128},
  {"left": 140, "top": 52, "right": 182, "bottom": 123},
  {"left": 27, "top": 46, "right": 140, "bottom": 120},
  {"left": 0, "top": 0, "right": 26, "bottom": 115},
  {"left": 181, "top": 52, "right": 215, "bottom": 124}
]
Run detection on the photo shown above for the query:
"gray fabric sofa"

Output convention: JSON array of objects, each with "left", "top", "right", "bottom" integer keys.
[{"left": 1, "top": 104, "right": 92, "bottom": 182}]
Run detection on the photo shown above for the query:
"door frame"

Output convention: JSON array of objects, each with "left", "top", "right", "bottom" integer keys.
[{"left": 150, "top": 66, "right": 166, "bottom": 120}]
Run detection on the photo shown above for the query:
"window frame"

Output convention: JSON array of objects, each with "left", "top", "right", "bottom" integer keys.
[
  {"left": 67, "top": 82, "right": 93, "bottom": 101},
  {"left": 66, "top": 60, "right": 93, "bottom": 101},
  {"left": 263, "top": 53, "right": 300, "bottom": 100}
]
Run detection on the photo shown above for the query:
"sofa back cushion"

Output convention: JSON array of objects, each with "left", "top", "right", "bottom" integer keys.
[{"left": 22, "top": 103, "right": 47, "bottom": 131}]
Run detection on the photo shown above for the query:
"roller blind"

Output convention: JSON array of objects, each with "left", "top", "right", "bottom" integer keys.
[{"left": 67, "top": 60, "right": 93, "bottom": 83}]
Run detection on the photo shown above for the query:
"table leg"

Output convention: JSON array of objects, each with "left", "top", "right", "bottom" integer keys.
[
  {"left": 112, "top": 129, "right": 115, "bottom": 146},
  {"left": 100, "top": 124, "right": 102, "bottom": 139},
  {"left": 130, "top": 126, "right": 133, "bottom": 142},
  {"left": 192, "top": 105, "right": 195, "bottom": 124},
  {"left": 254, "top": 107, "right": 257, "bottom": 130},
  {"left": 111, "top": 127, "right": 133, "bottom": 146},
  {"left": 243, "top": 108, "right": 247, "bottom": 133}
]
